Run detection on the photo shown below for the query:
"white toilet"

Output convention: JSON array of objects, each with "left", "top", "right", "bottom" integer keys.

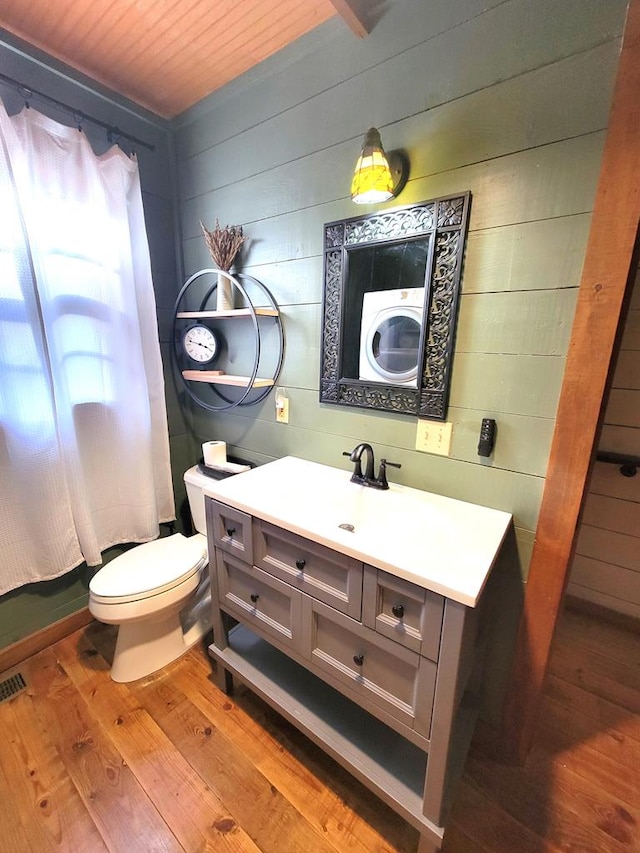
[{"left": 89, "top": 465, "right": 212, "bottom": 682}]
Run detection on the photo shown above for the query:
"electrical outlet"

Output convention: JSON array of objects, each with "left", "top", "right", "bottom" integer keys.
[
  {"left": 415, "top": 420, "right": 452, "bottom": 455},
  {"left": 276, "top": 398, "right": 289, "bottom": 424}
]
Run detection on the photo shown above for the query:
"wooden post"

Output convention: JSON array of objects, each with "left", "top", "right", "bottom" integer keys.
[{"left": 501, "top": 0, "right": 640, "bottom": 763}]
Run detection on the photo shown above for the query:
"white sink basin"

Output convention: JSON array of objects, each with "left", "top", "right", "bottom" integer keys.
[{"left": 203, "top": 455, "right": 512, "bottom": 607}]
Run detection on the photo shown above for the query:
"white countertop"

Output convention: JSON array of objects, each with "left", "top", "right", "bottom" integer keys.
[{"left": 203, "top": 456, "right": 513, "bottom": 607}]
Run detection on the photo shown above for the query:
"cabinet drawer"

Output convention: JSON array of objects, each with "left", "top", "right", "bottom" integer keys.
[
  {"left": 362, "top": 567, "right": 444, "bottom": 661},
  {"left": 303, "top": 598, "right": 435, "bottom": 735},
  {"left": 210, "top": 500, "right": 253, "bottom": 565},
  {"left": 253, "top": 519, "right": 363, "bottom": 618},
  {"left": 216, "top": 550, "right": 302, "bottom": 651}
]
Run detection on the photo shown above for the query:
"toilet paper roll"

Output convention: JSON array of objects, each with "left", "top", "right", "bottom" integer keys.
[{"left": 203, "top": 440, "right": 227, "bottom": 466}]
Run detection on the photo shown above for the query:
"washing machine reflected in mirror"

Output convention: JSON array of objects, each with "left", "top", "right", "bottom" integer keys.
[
  {"left": 320, "top": 192, "right": 471, "bottom": 419},
  {"left": 359, "top": 287, "right": 425, "bottom": 386}
]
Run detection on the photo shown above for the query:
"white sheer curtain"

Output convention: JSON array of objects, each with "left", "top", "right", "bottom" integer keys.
[{"left": 0, "top": 102, "right": 175, "bottom": 595}]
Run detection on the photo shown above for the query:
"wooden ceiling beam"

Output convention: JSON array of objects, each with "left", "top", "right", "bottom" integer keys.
[{"left": 329, "top": 0, "right": 370, "bottom": 38}]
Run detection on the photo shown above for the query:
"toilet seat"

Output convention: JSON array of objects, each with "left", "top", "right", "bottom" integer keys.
[{"left": 89, "top": 533, "right": 208, "bottom": 605}]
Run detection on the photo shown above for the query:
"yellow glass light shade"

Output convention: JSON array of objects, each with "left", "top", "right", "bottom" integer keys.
[{"left": 351, "top": 127, "right": 394, "bottom": 204}]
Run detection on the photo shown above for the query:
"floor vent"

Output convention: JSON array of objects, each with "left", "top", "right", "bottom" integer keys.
[{"left": 0, "top": 672, "right": 27, "bottom": 703}]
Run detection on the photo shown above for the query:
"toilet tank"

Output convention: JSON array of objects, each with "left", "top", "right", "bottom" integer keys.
[{"left": 183, "top": 465, "right": 212, "bottom": 535}]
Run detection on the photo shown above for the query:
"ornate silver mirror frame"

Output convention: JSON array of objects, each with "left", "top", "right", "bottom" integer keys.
[{"left": 319, "top": 192, "right": 471, "bottom": 419}]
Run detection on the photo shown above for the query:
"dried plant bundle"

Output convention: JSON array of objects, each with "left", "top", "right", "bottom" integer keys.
[{"left": 200, "top": 219, "right": 245, "bottom": 271}]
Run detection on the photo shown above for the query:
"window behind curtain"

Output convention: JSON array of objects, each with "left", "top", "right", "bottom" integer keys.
[{"left": 0, "top": 102, "right": 175, "bottom": 596}]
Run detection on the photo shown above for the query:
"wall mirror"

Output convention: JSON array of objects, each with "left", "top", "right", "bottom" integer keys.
[{"left": 319, "top": 192, "right": 471, "bottom": 419}]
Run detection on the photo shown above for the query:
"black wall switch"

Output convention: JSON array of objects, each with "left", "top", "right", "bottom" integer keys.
[{"left": 477, "top": 418, "right": 497, "bottom": 457}]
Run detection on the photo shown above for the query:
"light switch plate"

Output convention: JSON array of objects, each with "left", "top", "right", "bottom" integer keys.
[{"left": 415, "top": 420, "right": 452, "bottom": 455}]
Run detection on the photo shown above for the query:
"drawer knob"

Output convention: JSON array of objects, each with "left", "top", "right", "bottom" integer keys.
[
  {"left": 295, "top": 558, "right": 306, "bottom": 571},
  {"left": 250, "top": 593, "right": 259, "bottom": 603},
  {"left": 226, "top": 527, "right": 236, "bottom": 538},
  {"left": 353, "top": 653, "right": 364, "bottom": 667},
  {"left": 392, "top": 603, "right": 405, "bottom": 619}
]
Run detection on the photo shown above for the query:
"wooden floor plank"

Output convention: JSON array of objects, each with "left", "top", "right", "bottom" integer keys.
[
  {"left": 0, "top": 661, "right": 108, "bottom": 853},
  {"left": 538, "top": 728, "right": 639, "bottom": 848},
  {"left": 543, "top": 673, "right": 640, "bottom": 744},
  {"left": 176, "top": 644, "right": 419, "bottom": 853},
  {"left": 557, "top": 607, "right": 640, "bottom": 663},
  {"left": 527, "top": 748, "right": 639, "bottom": 850},
  {"left": 127, "top": 668, "right": 339, "bottom": 853},
  {"left": 447, "top": 780, "right": 563, "bottom": 853},
  {"left": 440, "top": 824, "right": 491, "bottom": 853},
  {"left": 546, "top": 642, "right": 640, "bottom": 714},
  {"left": 0, "top": 605, "right": 637, "bottom": 853},
  {"left": 466, "top": 743, "right": 638, "bottom": 853},
  {"left": 23, "top": 647, "right": 182, "bottom": 853},
  {"left": 239, "top": 688, "right": 421, "bottom": 851},
  {"left": 89, "top": 625, "right": 407, "bottom": 852},
  {"left": 540, "top": 691, "right": 640, "bottom": 775},
  {"left": 52, "top": 631, "right": 262, "bottom": 853}
]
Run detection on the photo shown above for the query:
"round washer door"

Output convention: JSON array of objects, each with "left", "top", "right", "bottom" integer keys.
[{"left": 364, "top": 307, "right": 422, "bottom": 384}]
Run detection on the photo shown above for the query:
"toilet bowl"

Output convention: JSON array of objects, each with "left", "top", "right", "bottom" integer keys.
[{"left": 89, "top": 465, "right": 213, "bottom": 682}]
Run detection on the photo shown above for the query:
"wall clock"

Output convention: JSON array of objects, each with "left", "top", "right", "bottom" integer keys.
[
  {"left": 182, "top": 324, "right": 219, "bottom": 363},
  {"left": 172, "top": 268, "right": 284, "bottom": 412}
]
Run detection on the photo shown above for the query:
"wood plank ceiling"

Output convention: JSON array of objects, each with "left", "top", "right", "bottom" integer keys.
[{"left": 0, "top": 0, "right": 368, "bottom": 119}]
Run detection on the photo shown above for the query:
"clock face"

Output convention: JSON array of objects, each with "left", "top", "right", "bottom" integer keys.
[{"left": 182, "top": 324, "right": 219, "bottom": 363}]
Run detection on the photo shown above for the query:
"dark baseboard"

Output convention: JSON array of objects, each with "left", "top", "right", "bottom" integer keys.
[
  {"left": 0, "top": 607, "right": 95, "bottom": 675},
  {"left": 564, "top": 594, "right": 640, "bottom": 633}
]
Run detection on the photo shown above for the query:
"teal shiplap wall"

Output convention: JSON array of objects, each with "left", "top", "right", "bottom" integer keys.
[
  {"left": 173, "top": 0, "right": 628, "bottom": 590},
  {"left": 0, "top": 0, "right": 630, "bottom": 670},
  {"left": 0, "top": 32, "right": 192, "bottom": 649}
]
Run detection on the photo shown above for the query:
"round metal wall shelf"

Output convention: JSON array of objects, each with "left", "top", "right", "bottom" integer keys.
[{"left": 172, "top": 269, "right": 284, "bottom": 412}]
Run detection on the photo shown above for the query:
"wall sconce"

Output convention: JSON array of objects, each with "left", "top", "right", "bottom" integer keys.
[{"left": 350, "top": 127, "right": 409, "bottom": 204}]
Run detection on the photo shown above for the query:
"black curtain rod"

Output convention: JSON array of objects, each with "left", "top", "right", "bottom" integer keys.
[{"left": 0, "top": 72, "right": 155, "bottom": 152}]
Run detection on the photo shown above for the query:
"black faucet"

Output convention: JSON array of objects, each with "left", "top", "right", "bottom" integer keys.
[
  {"left": 345, "top": 442, "right": 375, "bottom": 483},
  {"left": 342, "top": 443, "right": 401, "bottom": 490}
]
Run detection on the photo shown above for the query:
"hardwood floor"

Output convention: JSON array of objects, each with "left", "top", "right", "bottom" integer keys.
[{"left": 0, "top": 606, "right": 637, "bottom": 852}]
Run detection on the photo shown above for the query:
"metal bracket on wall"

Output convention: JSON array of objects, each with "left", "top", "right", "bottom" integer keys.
[{"left": 596, "top": 451, "right": 639, "bottom": 477}]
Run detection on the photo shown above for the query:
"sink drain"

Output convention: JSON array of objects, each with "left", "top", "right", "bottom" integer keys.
[{"left": 339, "top": 523, "right": 355, "bottom": 532}]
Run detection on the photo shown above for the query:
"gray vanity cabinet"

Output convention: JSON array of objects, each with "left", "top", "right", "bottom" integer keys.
[
  {"left": 209, "top": 501, "right": 253, "bottom": 564},
  {"left": 362, "top": 566, "right": 444, "bottom": 661},
  {"left": 215, "top": 548, "right": 302, "bottom": 651},
  {"left": 302, "top": 596, "right": 437, "bottom": 736},
  {"left": 253, "top": 518, "right": 363, "bottom": 617},
  {"left": 206, "top": 496, "right": 490, "bottom": 853}
]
